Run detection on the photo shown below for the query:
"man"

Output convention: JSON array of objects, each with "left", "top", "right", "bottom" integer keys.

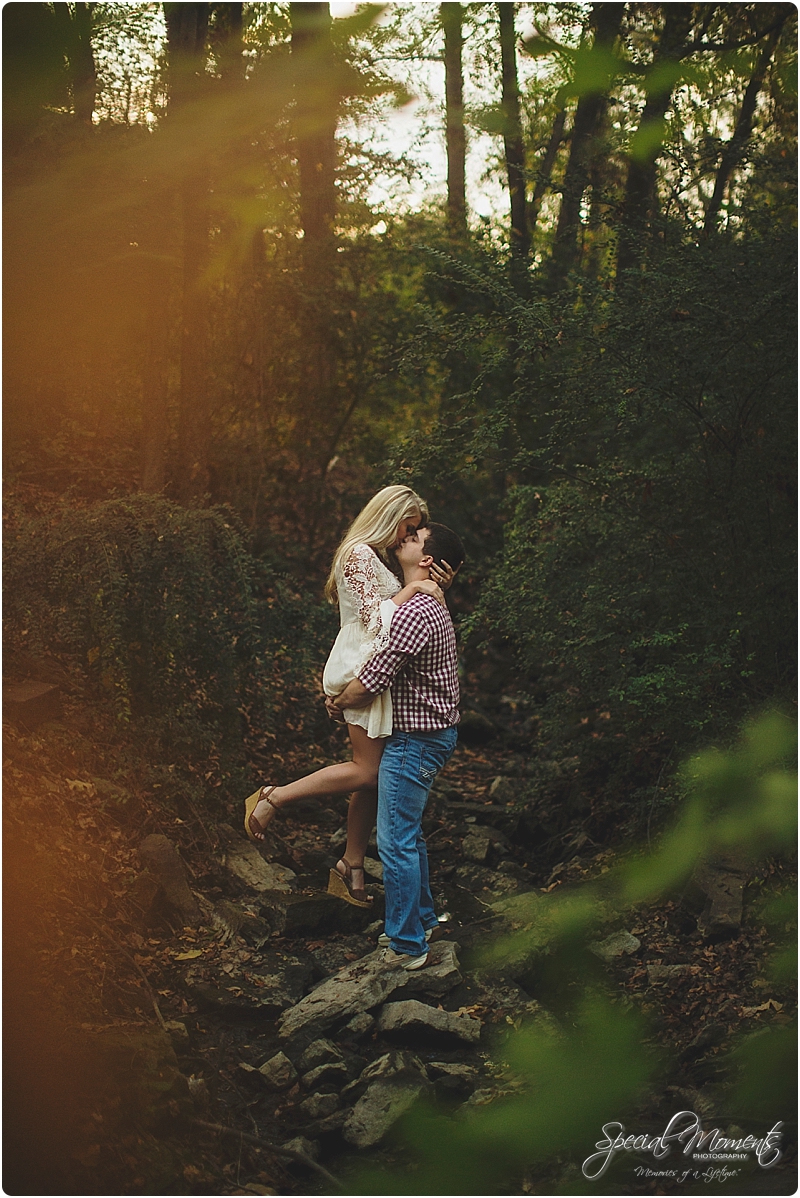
[{"left": 328, "top": 522, "right": 465, "bottom": 970}]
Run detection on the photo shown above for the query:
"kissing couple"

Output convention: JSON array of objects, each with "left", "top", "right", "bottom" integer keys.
[{"left": 245, "top": 485, "right": 464, "bottom": 970}]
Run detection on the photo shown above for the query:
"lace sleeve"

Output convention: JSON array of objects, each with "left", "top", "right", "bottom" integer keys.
[{"left": 342, "top": 544, "right": 386, "bottom": 640}]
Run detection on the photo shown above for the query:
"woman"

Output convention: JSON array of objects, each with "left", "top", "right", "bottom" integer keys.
[{"left": 244, "top": 485, "right": 454, "bottom": 904}]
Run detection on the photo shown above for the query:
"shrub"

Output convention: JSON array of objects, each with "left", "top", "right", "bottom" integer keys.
[{"left": 3, "top": 491, "right": 335, "bottom": 783}]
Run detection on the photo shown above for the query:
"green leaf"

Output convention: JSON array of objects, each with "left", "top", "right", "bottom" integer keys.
[{"left": 628, "top": 117, "right": 669, "bottom": 162}]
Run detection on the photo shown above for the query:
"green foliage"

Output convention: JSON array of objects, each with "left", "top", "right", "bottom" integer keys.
[
  {"left": 400, "top": 229, "right": 795, "bottom": 818},
  {"left": 354, "top": 714, "right": 797, "bottom": 1195},
  {"left": 3, "top": 491, "right": 334, "bottom": 779}
]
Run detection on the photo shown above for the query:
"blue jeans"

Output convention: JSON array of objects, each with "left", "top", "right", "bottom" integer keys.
[{"left": 377, "top": 727, "right": 458, "bottom": 957}]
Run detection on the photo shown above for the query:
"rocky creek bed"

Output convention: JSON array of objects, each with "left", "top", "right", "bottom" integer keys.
[{"left": 3, "top": 707, "right": 797, "bottom": 1196}]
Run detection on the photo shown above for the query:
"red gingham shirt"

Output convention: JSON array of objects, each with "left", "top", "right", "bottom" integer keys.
[{"left": 358, "top": 593, "right": 460, "bottom": 732}]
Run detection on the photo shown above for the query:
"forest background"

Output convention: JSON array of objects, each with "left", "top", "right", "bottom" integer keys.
[{"left": 2, "top": 1, "right": 797, "bottom": 1195}]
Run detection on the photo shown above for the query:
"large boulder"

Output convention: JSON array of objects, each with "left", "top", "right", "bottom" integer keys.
[
  {"left": 682, "top": 854, "right": 749, "bottom": 939},
  {"left": 377, "top": 1000, "right": 482, "bottom": 1046},
  {"left": 257, "top": 1051, "right": 298, "bottom": 1089},
  {"left": 221, "top": 840, "right": 296, "bottom": 893},
  {"left": 277, "top": 942, "right": 462, "bottom": 1044},
  {"left": 343, "top": 1072, "right": 431, "bottom": 1149},
  {"left": 138, "top": 835, "right": 202, "bottom": 925}
]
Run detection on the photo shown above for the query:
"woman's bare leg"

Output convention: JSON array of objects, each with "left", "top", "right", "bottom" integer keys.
[
  {"left": 343, "top": 787, "right": 378, "bottom": 868},
  {"left": 336, "top": 786, "right": 378, "bottom": 893},
  {"left": 250, "top": 724, "right": 383, "bottom": 836}
]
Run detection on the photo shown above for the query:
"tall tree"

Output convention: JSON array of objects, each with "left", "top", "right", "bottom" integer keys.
[
  {"left": 164, "top": 3, "right": 211, "bottom": 500},
  {"left": 704, "top": 14, "right": 789, "bottom": 233},
  {"left": 442, "top": 2, "right": 467, "bottom": 239},
  {"left": 616, "top": 3, "right": 694, "bottom": 279},
  {"left": 290, "top": 2, "right": 337, "bottom": 265},
  {"left": 550, "top": 2, "right": 625, "bottom": 287},
  {"left": 53, "top": 2, "right": 96, "bottom": 125},
  {"left": 498, "top": 2, "right": 529, "bottom": 270},
  {"left": 529, "top": 107, "right": 566, "bottom": 244},
  {"left": 289, "top": 2, "right": 340, "bottom": 550}
]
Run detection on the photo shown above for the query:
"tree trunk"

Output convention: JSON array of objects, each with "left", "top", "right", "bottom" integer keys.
[
  {"left": 498, "top": 3, "right": 529, "bottom": 270},
  {"left": 211, "top": 2, "right": 244, "bottom": 85},
  {"left": 290, "top": 2, "right": 340, "bottom": 552},
  {"left": 529, "top": 107, "right": 566, "bottom": 244},
  {"left": 441, "top": 2, "right": 467, "bottom": 239},
  {"left": 290, "top": 2, "right": 337, "bottom": 267},
  {"left": 616, "top": 4, "right": 694, "bottom": 279},
  {"left": 164, "top": 3, "right": 211, "bottom": 501},
  {"left": 52, "top": 1, "right": 96, "bottom": 125},
  {"left": 704, "top": 17, "right": 787, "bottom": 233},
  {"left": 550, "top": 2, "right": 624, "bottom": 287},
  {"left": 69, "top": 2, "right": 96, "bottom": 124}
]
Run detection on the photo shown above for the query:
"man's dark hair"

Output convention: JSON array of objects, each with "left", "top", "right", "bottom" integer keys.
[{"left": 424, "top": 522, "right": 465, "bottom": 572}]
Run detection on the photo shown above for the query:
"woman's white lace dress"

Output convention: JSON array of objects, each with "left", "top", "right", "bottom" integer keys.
[{"left": 322, "top": 543, "right": 400, "bottom": 738}]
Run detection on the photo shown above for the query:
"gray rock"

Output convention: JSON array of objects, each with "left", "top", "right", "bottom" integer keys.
[
  {"left": 589, "top": 931, "right": 641, "bottom": 961},
  {"left": 340, "top": 1050, "right": 426, "bottom": 1103},
  {"left": 464, "top": 825, "right": 509, "bottom": 861},
  {"left": 278, "top": 941, "right": 461, "bottom": 1042},
  {"left": 377, "top": 1000, "right": 482, "bottom": 1046},
  {"left": 302, "top": 1061, "right": 348, "bottom": 1090},
  {"left": 463, "top": 1087, "right": 497, "bottom": 1107},
  {"left": 299, "top": 1038, "right": 344, "bottom": 1072},
  {"left": 427, "top": 1061, "right": 478, "bottom": 1083},
  {"left": 398, "top": 940, "right": 463, "bottom": 999},
  {"left": 462, "top": 828, "right": 494, "bottom": 864},
  {"left": 343, "top": 1073, "right": 430, "bottom": 1149},
  {"left": 221, "top": 840, "right": 296, "bottom": 893},
  {"left": 278, "top": 950, "right": 399, "bottom": 1041},
  {"left": 430, "top": 1062, "right": 478, "bottom": 1101},
  {"left": 138, "top": 835, "right": 202, "bottom": 925},
  {"left": 343, "top": 1012, "right": 375, "bottom": 1038},
  {"left": 489, "top": 776, "right": 516, "bottom": 804},
  {"left": 364, "top": 856, "right": 383, "bottom": 880},
  {"left": 684, "top": 855, "right": 749, "bottom": 939},
  {"left": 298, "top": 1092, "right": 340, "bottom": 1119},
  {"left": 306, "top": 1109, "right": 349, "bottom": 1137},
  {"left": 281, "top": 1135, "right": 319, "bottom": 1161},
  {"left": 359, "top": 1049, "right": 426, "bottom": 1084},
  {"left": 258, "top": 1051, "right": 298, "bottom": 1089},
  {"left": 647, "top": 964, "right": 693, "bottom": 984}
]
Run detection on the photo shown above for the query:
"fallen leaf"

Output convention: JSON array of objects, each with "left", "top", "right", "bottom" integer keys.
[
  {"left": 175, "top": 949, "right": 203, "bottom": 961},
  {"left": 739, "top": 999, "right": 783, "bottom": 1016}
]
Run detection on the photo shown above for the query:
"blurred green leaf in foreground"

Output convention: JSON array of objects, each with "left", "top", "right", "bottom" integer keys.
[{"left": 352, "top": 713, "right": 796, "bottom": 1196}]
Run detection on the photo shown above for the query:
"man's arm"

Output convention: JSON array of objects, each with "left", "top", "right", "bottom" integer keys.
[
  {"left": 331, "top": 677, "right": 373, "bottom": 711},
  {"left": 326, "top": 600, "right": 432, "bottom": 720}
]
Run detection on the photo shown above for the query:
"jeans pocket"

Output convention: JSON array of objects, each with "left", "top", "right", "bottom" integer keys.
[
  {"left": 419, "top": 759, "right": 437, "bottom": 785},
  {"left": 419, "top": 747, "right": 446, "bottom": 783}
]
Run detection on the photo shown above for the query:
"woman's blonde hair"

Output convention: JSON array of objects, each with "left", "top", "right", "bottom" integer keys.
[{"left": 325, "top": 485, "right": 429, "bottom": 602}]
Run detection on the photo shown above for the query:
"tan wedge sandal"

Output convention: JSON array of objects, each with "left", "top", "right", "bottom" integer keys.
[
  {"left": 244, "top": 785, "right": 279, "bottom": 841},
  {"left": 327, "top": 858, "right": 372, "bottom": 908}
]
